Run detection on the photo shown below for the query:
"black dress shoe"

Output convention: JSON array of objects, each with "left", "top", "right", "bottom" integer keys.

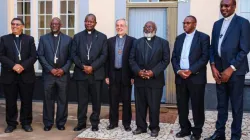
[
  {"left": 22, "top": 125, "right": 33, "bottom": 132},
  {"left": 204, "top": 133, "right": 225, "bottom": 140},
  {"left": 132, "top": 128, "right": 147, "bottom": 135},
  {"left": 106, "top": 124, "right": 118, "bottom": 130},
  {"left": 175, "top": 131, "right": 191, "bottom": 138},
  {"left": 4, "top": 125, "right": 16, "bottom": 133},
  {"left": 73, "top": 124, "right": 86, "bottom": 131},
  {"left": 190, "top": 134, "right": 201, "bottom": 140},
  {"left": 57, "top": 125, "right": 65, "bottom": 130},
  {"left": 44, "top": 125, "right": 53, "bottom": 131},
  {"left": 124, "top": 125, "right": 132, "bottom": 131},
  {"left": 151, "top": 129, "right": 159, "bottom": 137},
  {"left": 91, "top": 126, "right": 99, "bottom": 131}
]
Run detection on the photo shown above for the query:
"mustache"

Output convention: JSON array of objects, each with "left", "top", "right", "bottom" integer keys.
[{"left": 144, "top": 31, "right": 156, "bottom": 38}]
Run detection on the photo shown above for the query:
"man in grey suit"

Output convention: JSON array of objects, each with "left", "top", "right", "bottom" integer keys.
[{"left": 37, "top": 17, "right": 72, "bottom": 131}]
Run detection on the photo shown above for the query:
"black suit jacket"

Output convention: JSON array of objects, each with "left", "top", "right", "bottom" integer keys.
[
  {"left": 171, "top": 31, "right": 210, "bottom": 84},
  {"left": 210, "top": 14, "right": 250, "bottom": 80},
  {"left": 37, "top": 33, "right": 72, "bottom": 79},
  {"left": 71, "top": 29, "right": 108, "bottom": 80},
  {"left": 105, "top": 35, "right": 135, "bottom": 86},
  {"left": 0, "top": 34, "right": 37, "bottom": 84},
  {"left": 129, "top": 36, "right": 170, "bottom": 88}
]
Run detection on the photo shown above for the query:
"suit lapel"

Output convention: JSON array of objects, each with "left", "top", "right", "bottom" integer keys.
[
  {"left": 122, "top": 36, "right": 129, "bottom": 61},
  {"left": 178, "top": 34, "right": 186, "bottom": 55},
  {"left": 47, "top": 34, "right": 55, "bottom": 53},
  {"left": 188, "top": 31, "right": 199, "bottom": 57},
  {"left": 216, "top": 19, "right": 223, "bottom": 50},
  {"left": 149, "top": 37, "right": 158, "bottom": 60},
  {"left": 222, "top": 15, "right": 237, "bottom": 45},
  {"left": 111, "top": 37, "right": 116, "bottom": 60}
]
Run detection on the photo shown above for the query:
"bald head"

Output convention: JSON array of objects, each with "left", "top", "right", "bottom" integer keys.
[
  {"left": 50, "top": 17, "right": 62, "bottom": 34},
  {"left": 143, "top": 21, "right": 157, "bottom": 38}
]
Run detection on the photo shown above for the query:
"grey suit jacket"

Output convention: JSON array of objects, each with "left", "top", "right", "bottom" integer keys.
[{"left": 37, "top": 33, "right": 72, "bottom": 78}]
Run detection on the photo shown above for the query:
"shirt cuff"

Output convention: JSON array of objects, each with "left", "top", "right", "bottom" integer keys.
[
  {"left": 177, "top": 70, "right": 180, "bottom": 74},
  {"left": 230, "top": 65, "right": 236, "bottom": 71}
]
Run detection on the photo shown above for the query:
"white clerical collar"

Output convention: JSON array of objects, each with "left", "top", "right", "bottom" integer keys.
[
  {"left": 186, "top": 30, "right": 196, "bottom": 37},
  {"left": 15, "top": 35, "right": 19, "bottom": 37},
  {"left": 117, "top": 34, "right": 126, "bottom": 38},
  {"left": 147, "top": 38, "right": 151, "bottom": 41},
  {"left": 54, "top": 34, "right": 58, "bottom": 37},
  {"left": 88, "top": 31, "right": 91, "bottom": 34},
  {"left": 224, "top": 13, "right": 235, "bottom": 21}
]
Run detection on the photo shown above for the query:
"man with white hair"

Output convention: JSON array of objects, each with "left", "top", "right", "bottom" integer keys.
[
  {"left": 105, "top": 18, "right": 135, "bottom": 131},
  {"left": 129, "top": 21, "right": 170, "bottom": 137}
]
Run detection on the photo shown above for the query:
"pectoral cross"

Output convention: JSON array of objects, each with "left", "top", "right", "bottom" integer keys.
[
  {"left": 18, "top": 54, "right": 21, "bottom": 61},
  {"left": 54, "top": 56, "right": 58, "bottom": 64},
  {"left": 87, "top": 54, "right": 89, "bottom": 60}
]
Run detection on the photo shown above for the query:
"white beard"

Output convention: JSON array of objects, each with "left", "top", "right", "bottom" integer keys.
[{"left": 144, "top": 31, "right": 156, "bottom": 38}]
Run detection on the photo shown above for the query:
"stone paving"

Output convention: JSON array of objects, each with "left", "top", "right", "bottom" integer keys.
[{"left": 77, "top": 111, "right": 250, "bottom": 140}]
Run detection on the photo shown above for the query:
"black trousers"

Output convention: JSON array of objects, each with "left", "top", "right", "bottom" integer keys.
[
  {"left": 76, "top": 75, "right": 102, "bottom": 127},
  {"left": 3, "top": 81, "right": 34, "bottom": 126},
  {"left": 176, "top": 83, "right": 205, "bottom": 136},
  {"left": 43, "top": 75, "right": 69, "bottom": 127},
  {"left": 108, "top": 70, "right": 132, "bottom": 126},
  {"left": 134, "top": 86, "right": 162, "bottom": 131},
  {"left": 215, "top": 75, "right": 244, "bottom": 140}
]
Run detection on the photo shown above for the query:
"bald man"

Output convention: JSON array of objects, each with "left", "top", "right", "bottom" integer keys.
[
  {"left": 37, "top": 17, "right": 72, "bottom": 131},
  {"left": 129, "top": 21, "right": 170, "bottom": 137}
]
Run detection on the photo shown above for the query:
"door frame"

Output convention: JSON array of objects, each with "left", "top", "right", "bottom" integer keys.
[{"left": 126, "top": 0, "right": 178, "bottom": 104}]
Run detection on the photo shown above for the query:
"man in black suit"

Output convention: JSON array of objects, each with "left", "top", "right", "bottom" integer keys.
[
  {"left": 105, "top": 18, "right": 135, "bottom": 131},
  {"left": 0, "top": 18, "right": 37, "bottom": 133},
  {"left": 37, "top": 17, "right": 72, "bottom": 131},
  {"left": 129, "top": 21, "right": 170, "bottom": 137},
  {"left": 71, "top": 14, "right": 107, "bottom": 131},
  {"left": 171, "top": 16, "right": 210, "bottom": 140},
  {"left": 205, "top": 1, "right": 250, "bottom": 140}
]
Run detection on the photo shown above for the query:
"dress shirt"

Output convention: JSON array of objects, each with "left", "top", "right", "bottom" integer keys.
[{"left": 180, "top": 30, "right": 196, "bottom": 70}]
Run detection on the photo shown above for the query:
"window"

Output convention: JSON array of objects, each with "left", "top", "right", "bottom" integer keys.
[
  {"left": 129, "top": 0, "right": 177, "bottom": 2},
  {"left": 237, "top": 0, "right": 250, "bottom": 79},
  {"left": 17, "top": 0, "right": 31, "bottom": 35},
  {"left": 60, "top": 0, "right": 75, "bottom": 37},
  {"left": 38, "top": 0, "right": 52, "bottom": 38},
  {"left": 14, "top": 0, "right": 77, "bottom": 72}
]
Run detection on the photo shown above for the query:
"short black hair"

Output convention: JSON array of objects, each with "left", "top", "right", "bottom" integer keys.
[
  {"left": 220, "top": 0, "right": 236, "bottom": 5},
  {"left": 11, "top": 17, "right": 25, "bottom": 25},
  {"left": 85, "top": 13, "right": 96, "bottom": 22},
  {"left": 186, "top": 15, "right": 197, "bottom": 23}
]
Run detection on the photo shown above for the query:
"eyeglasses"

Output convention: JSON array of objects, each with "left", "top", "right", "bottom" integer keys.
[
  {"left": 143, "top": 26, "right": 154, "bottom": 29},
  {"left": 182, "top": 22, "right": 195, "bottom": 25},
  {"left": 11, "top": 23, "right": 22, "bottom": 26}
]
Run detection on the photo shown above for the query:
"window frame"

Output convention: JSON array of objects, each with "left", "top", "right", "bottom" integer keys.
[{"left": 14, "top": 0, "right": 78, "bottom": 73}]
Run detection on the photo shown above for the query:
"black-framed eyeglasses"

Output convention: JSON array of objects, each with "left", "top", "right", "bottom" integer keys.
[{"left": 11, "top": 23, "right": 22, "bottom": 26}]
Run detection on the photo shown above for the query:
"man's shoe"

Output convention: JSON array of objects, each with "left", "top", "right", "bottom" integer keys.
[
  {"left": 190, "top": 134, "right": 201, "bottom": 140},
  {"left": 92, "top": 126, "right": 99, "bottom": 131},
  {"left": 44, "top": 125, "right": 53, "bottom": 131},
  {"left": 151, "top": 129, "right": 159, "bottom": 137},
  {"left": 4, "top": 126, "right": 16, "bottom": 133},
  {"left": 73, "top": 124, "right": 86, "bottom": 131},
  {"left": 57, "top": 125, "right": 65, "bottom": 130},
  {"left": 124, "top": 125, "right": 132, "bottom": 131},
  {"left": 175, "top": 131, "right": 191, "bottom": 138},
  {"left": 132, "top": 128, "right": 147, "bottom": 135},
  {"left": 106, "top": 124, "right": 118, "bottom": 130},
  {"left": 204, "top": 133, "right": 225, "bottom": 140},
  {"left": 22, "top": 125, "right": 33, "bottom": 132}
]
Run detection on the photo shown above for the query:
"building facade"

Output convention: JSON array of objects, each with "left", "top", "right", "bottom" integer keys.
[{"left": 0, "top": 0, "right": 250, "bottom": 109}]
